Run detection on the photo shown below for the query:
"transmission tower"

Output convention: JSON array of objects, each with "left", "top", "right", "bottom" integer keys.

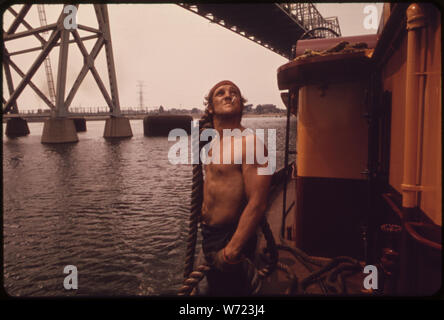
[
  {"left": 37, "top": 4, "right": 56, "bottom": 106},
  {"left": 137, "top": 81, "right": 145, "bottom": 109}
]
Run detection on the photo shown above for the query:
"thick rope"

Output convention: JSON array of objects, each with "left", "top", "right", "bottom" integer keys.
[
  {"left": 274, "top": 245, "right": 363, "bottom": 294},
  {"left": 178, "top": 263, "right": 211, "bottom": 296},
  {"left": 183, "top": 116, "right": 207, "bottom": 280},
  {"left": 182, "top": 115, "right": 211, "bottom": 282},
  {"left": 183, "top": 163, "right": 203, "bottom": 280},
  {"left": 277, "top": 261, "right": 298, "bottom": 295},
  {"left": 257, "top": 219, "right": 278, "bottom": 278},
  {"left": 276, "top": 244, "right": 329, "bottom": 294},
  {"left": 299, "top": 256, "right": 362, "bottom": 293}
]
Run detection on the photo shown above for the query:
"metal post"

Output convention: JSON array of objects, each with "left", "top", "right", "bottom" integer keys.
[
  {"left": 64, "top": 37, "right": 105, "bottom": 109},
  {"left": 6, "top": 4, "right": 31, "bottom": 34},
  {"left": 3, "top": 28, "right": 61, "bottom": 113},
  {"left": 3, "top": 54, "right": 18, "bottom": 113},
  {"left": 8, "top": 7, "right": 47, "bottom": 44},
  {"left": 5, "top": 52, "right": 55, "bottom": 110},
  {"left": 95, "top": 4, "right": 121, "bottom": 116},
  {"left": 281, "top": 89, "right": 292, "bottom": 239},
  {"left": 55, "top": 14, "right": 70, "bottom": 118}
]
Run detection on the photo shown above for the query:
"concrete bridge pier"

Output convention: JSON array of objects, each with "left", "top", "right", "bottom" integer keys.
[
  {"left": 41, "top": 118, "right": 79, "bottom": 143},
  {"left": 103, "top": 116, "right": 133, "bottom": 139},
  {"left": 5, "top": 117, "right": 30, "bottom": 137},
  {"left": 72, "top": 118, "right": 87, "bottom": 132}
]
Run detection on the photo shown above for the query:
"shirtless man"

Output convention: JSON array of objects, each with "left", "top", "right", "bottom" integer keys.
[{"left": 199, "top": 80, "right": 272, "bottom": 295}]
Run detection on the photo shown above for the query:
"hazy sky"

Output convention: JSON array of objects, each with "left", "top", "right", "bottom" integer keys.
[{"left": 3, "top": 3, "right": 383, "bottom": 111}]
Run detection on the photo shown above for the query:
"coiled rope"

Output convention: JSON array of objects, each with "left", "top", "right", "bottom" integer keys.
[
  {"left": 299, "top": 256, "right": 362, "bottom": 293},
  {"left": 276, "top": 244, "right": 362, "bottom": 294}
]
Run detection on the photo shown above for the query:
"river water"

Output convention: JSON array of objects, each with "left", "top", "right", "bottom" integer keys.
[{"left": 2, "top": 116, "right": 296, "bottom": 297}]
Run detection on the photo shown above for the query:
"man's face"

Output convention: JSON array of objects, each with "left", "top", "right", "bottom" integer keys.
[{"left": 211, "top": 84, "right": 242, "bottom": 116}]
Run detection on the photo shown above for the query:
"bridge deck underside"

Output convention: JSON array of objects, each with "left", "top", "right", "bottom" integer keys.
[{"left": 184, "top": 4, "right": 306, "bottom": 58}]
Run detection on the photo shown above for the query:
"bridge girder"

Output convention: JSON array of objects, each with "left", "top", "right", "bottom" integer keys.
[
  {"left": 177, "top": 3, "right": 341, "bottom": 60},
  {"left": 2, "top": 4, "right": 121, "bottom": 117}
]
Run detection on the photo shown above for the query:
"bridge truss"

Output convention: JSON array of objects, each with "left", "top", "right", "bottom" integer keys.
[
  {"left": 3, "top": 4, "right": 341, "bottom": 116},
  {"left": 279, "top": 3, "right": 341, "bottom": 39},
  {"left": 2, "top": 4, "right": 121, "bottom": 117},
  {"left": 178, "top": 3, "right": 341, "bottom": 59}
]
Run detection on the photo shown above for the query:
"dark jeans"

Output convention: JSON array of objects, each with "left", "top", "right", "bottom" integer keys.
[{"left": 201, "top": 223, "right": 258, "bottom": 296}]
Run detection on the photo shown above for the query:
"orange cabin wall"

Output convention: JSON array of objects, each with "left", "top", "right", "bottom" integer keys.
[
  {"left": 382, "top": 5, "right": 441, "bottom": 225},
  {"left": 418, "top": 8, "right": 441, "bottom": 226},
  {"left": 296, "top": 81, "right": 368, "bottom": 180},
  {"left": 383, "top": 35, "right": 407, "bottom": 197}
]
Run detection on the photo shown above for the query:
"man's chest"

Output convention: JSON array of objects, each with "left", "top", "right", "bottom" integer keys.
[
  {"left": 204, "top": 162, "right": 242, "bottom": 178},
  {"left": 206, "top": 136, "right": 244, "bottom": 165}
]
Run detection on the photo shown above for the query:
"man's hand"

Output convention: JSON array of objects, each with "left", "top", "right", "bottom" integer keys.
[{"left": 207, "top": 249, "right": 244, "bottom": 272}]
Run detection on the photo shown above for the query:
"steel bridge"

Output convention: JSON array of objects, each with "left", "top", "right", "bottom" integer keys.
[
  {"left": 178, "top": 3, "right": 341, "bottom": 59},
  {"left": 2, "top": 3, "right": 340, "bottom": 142}
]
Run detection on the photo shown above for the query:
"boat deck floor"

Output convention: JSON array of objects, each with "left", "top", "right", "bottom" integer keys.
[{"left": 256, "top": 176, "right": 371, "bottom": 296}]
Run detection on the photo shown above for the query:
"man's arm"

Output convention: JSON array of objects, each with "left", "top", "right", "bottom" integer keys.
[{"left": 223, "top": 135, "right": 272, "bottom": 262}]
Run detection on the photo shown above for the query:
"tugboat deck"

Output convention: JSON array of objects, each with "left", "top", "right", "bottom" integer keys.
[{"left": 257, "top": 175, "right": 369, "bottom": 295}]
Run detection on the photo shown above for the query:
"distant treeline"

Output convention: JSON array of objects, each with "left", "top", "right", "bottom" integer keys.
[
  {"left": 23, "top": 104, "right": 286, "bottom": 115},
  {"left": 155, "top": 104, "right": 286, "bottom": 115}
]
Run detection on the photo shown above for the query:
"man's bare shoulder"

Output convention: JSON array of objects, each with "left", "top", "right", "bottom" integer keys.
[
  {"left": 238, "top": 128, "right": 269, "bottom": 169},
  {"left": 241, "top": 129, "right": 267, "bottom": 149}
]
